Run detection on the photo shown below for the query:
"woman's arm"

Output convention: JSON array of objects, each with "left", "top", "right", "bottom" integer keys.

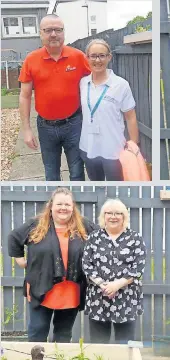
[
  {"left": 82, "top": 217, "right": 100, "bottom": 235},
  {"left": 82, "top": 232, "right": 105, "bottom": 287},
  {"left": 124, "top": 109, "right": 139, "bottom": 144},
  {"left": 8, "top": 218, "right": 36, "bottom": 258},
  {"left": 123, "top": 234, "right": 147, "bottom": 281},
  {"left": 103, "top": 234, "right": 146, "bottom": 297}
]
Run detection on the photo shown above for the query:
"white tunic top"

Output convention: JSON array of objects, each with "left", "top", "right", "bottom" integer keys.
[{"left": 79, "top": 69, "right": 136, "bottom": 160}]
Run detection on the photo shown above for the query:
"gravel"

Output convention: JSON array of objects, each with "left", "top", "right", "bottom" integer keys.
[{"left": 1, "top": 109, "right": 20, "bottom": 180}]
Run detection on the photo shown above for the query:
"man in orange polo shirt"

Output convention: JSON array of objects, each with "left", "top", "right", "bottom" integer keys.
[{"left": 19, "top": 14, "right": 90, "bottom": 181}]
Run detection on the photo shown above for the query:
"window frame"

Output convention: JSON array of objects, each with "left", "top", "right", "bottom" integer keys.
[
  {"left": 2, "top": 15, "right": 39, "bottom": 38},
  {"left": 91, "top": 28, "right": 97, "bottom": 36}
]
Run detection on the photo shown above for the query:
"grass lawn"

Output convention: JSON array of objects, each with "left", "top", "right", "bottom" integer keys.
[{"left": 1, "top": 95, "right": 19, "bottom": 109}]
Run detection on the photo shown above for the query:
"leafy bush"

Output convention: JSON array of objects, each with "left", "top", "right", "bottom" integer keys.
[{"left": 1, "top": 88, "right": 8, "bottom": 96}]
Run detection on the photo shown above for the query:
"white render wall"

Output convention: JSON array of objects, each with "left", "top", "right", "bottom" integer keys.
[{"left": 55, "top": 0, "right": 108, "bottom": 44}]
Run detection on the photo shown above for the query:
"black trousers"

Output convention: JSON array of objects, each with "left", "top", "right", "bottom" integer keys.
[
  {"left": 80, "top": 150, "right": 123, "bottom": 181},
  {"left": 89, "top": 319, "right": 136, "bottom": 344},
  {"left": 28, "top": 303, "right": 78, "bottom": 342}
]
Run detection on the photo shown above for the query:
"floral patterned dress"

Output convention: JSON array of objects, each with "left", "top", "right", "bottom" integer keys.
[{"left": 82, "top": 228, "right": 146, "bottom": 323}]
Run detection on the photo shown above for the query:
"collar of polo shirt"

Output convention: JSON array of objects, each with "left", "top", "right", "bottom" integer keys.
[
  {"left": 88, "top": 69, "right": 115, "bottom": 87},
  {"left": 42, "top": 45, "right": 69, "bottom": 60}
]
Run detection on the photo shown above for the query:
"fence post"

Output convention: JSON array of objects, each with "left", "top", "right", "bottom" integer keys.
[
  {"left": 160, "top": 0, "right": 168, "bottom": 21},
  {"left": 112, "top": 51, "right": 118, "bottom": 74},
  {"left": 5, "top": 61, "right": 9, "bottom": 89}
]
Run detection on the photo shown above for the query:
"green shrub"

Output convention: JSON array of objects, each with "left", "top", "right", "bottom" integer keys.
[{"left": 1, "top": 88, "right": 8, "bottom": 96}]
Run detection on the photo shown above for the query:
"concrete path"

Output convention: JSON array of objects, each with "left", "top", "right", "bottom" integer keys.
[{"left": 9, "top": 99, "right": 88, "bottom": 181}]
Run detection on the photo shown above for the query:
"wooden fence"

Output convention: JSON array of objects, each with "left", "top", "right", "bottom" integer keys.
[
  {"left": 160, "top": 0, "right": 170, "bottom": 179},
  {"left": 70, "top": 18, "right": 152, "bottom": 165},
  {"left": 1, "top": 185, "right": 170, "bottom": 343}
]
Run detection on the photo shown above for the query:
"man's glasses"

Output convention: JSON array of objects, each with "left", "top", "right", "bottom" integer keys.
[
  {"left": 104, "top": 211, "right": 123, "bottom": 217},
  {"left": 88, "top": 53, "right": 110, "bottom": 61},
  {"left": 42, "top": 28, "right": 64, "bottom": 34}
]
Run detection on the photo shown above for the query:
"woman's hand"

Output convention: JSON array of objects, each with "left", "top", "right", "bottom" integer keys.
[
  {"left": 100, "top": 283, "right": 116, "bottom": 299},
  {"left": 15, "top": 257, "right": 27, "bottom": 269},
  {"left": 101, "top": 278, "right": 133, "bottom": 298},
  {"left": 102, "top": 280, "right": 121, "bottom": 297}
]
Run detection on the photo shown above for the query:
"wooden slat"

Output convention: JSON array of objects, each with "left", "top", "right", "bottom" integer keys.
[
  {"left": 1, "top": 186, "right": 13, "bottom": 331},
  {"left": 13, "top": 186, "right": 25, "bottom": 332},
  {"left": 129, "top": 187, "right": 141, "bottom": 341},
  {"left": 2, "top": 279, "right": 170, "bottom": 294},
  {"left": 160, "top": 28, "right": 170, "bottom": 179},
  {"left": 25, "top": 186, "right": 36, "bottom": 220},
  {"left": 165, "top": 207, "right": 170, "bottom": 336},
  {"left": 129, "top": 187, "right": 139, "bottom": 233},
  {"left": 153, "top": 187, "right": 164, "bottom": 337},
  {"left": 142, "top": 187, "right": 152, "bottom": 342},
  {"left": 160, "top": 74, "right": 169, "bottom": 179},
  {"left": 106, "top": 186, "right": 117, "bottom": 199},
  {"left": 1, "top": 190, "right": 98, "bottom": 203}
]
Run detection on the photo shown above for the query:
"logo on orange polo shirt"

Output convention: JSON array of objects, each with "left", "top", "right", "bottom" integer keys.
[{"left": 66, "top": 65, "right": 77, "bottom": 72}]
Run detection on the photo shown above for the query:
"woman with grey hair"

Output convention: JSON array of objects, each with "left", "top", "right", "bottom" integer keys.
[
  {"left": 82, "top": 199, "right": 146, "bottom": 343},
  {"left": 79, "top": 39, "right": 139, "bottom": 181}
]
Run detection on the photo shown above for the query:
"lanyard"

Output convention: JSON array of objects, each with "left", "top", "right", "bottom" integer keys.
[{"left": 87, "top": 82, "right": 109, "bottom": 123}]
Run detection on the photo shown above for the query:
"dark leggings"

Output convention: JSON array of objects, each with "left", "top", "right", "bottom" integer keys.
[
  {"left": 80, "top": 150, "right": 123, "bottom": 181},
  {"left": 28, "top": 303, "right": 78, "bottom": 342},
  {"left": 89, "top": 319, "right": 136, "bottom": 344}
]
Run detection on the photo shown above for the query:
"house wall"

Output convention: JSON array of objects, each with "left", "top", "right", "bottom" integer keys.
[
  {"left": 56, "top": 0, "right": 108, "bottom": 44},
  {"left": 1, "top": 2, "right": 108, "bottom": 58},
  {"left": 1, "top": 8, "right": 47, "bottom": 59}
]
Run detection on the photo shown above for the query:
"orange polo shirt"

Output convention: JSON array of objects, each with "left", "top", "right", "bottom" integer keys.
[
  {"left": 19, "top": 45, "right": 90, "bottom": 120},
  {"left": 40, "top": 228, "right": 80, "bottom": 309}
]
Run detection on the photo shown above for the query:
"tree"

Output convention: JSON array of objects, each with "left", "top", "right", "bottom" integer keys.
[
  {"left": 146, "top": 11, "right": 152, "bottom": 18},
  {"left": 127, "top": 16, "right": 146, "bottom": 25},
  {"left": 127, "top": 11, "right": 152, "bottom": 26}
]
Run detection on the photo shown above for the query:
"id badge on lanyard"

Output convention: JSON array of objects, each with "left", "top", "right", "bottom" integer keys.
[{"left": 87, "top": 82, "right": 109, "bottom": 134}]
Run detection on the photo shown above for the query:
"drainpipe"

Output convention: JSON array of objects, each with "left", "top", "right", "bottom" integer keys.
[{"left": 47, "top": 0, "right": 58, "bottom": 14}]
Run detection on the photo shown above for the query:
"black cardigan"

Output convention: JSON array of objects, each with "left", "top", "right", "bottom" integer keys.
[{"left": 8, "top": 217, "right": 98, "bottom": 309}]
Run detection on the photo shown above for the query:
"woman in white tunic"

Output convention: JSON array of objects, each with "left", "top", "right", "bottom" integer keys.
[{"left": 79, "top": 39, "right": 139, "bottom": 181}]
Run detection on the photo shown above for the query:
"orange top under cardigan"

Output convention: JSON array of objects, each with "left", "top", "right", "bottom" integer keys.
[{"left": 27, "top": 228, "right": 80, "bottom": 309}]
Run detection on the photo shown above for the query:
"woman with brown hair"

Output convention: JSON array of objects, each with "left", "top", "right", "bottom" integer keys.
[{"left": 8, "top": 187, "right": 98, "bottom": 343}]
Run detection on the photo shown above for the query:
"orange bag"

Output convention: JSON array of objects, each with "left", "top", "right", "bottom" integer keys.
[{"left": 119, "top": 140, "right": 150, "bottom": 181}]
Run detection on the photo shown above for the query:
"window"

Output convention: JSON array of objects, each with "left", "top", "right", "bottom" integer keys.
[
  {"left": 91, "top": 29, "right": 97, "bottom": 36},
  {"left": 22, "top": 17, "right": 37, "bottom": 35},
  {"left": 3, "top": 17, "right": 20, "bottom": 35},
  {"left": 2, "top": 16, "right": 38, "bottom": 37},
  {"left": 90, "top": 15, "right": 96, "bottom": 23}
]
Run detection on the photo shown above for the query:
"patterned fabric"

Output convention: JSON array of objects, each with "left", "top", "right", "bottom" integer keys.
[{"left": 82, "top": 228, "right": 146, "bottom": 323}]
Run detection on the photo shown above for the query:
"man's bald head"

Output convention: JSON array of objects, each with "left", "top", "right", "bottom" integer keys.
[
  {"left": 40, "top": 14, "right": 64, "bottom": 29},
  {"left": 39, "top": 14, "right": 65, "bottom": 52}
]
